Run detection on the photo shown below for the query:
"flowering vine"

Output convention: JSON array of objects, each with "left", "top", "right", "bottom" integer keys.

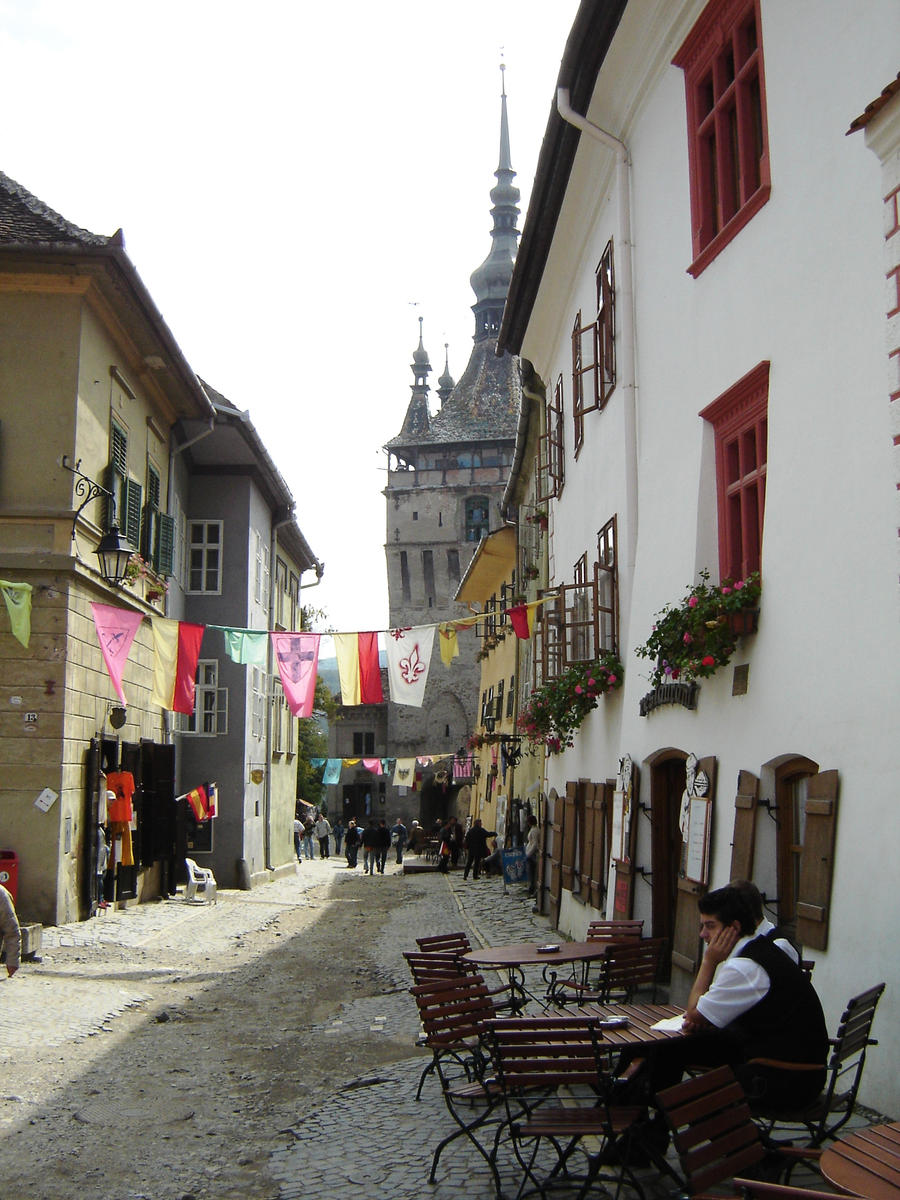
[{"left": 517, "top": 653, "right": 624, "bottom": 753}]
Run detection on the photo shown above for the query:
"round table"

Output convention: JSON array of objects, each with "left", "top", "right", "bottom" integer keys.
[
  {"left": 463, "top": 940, "right": 614, "bottom": 1009},
  {"left": 820, "top": 1121, "right": 900, "bottom": 1199}
]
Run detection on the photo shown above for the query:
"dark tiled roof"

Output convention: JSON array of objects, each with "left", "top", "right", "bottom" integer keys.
[
  {"left": 386, "top": 338, "right": 520, "bottom": 449},
  {"left": 847, "top": 71, "right": 900, "bottom": 134},
  {"left": 0, "top": 171, "right": 109, "bottom": 247}
]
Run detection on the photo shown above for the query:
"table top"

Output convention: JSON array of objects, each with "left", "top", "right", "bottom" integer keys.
[
  {"left": 577, "top": 1001, "right": 685, "bottom": 1051},
  {"left": 463, "top": 939, "right": 615, "bottom": 968},
  {"left": 820, "top": 1121, "right": 900, "bottom": 1199}
]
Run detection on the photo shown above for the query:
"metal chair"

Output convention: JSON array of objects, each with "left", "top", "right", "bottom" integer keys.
[{"left": 752, "top": 982, "right": 885, "bottom": 1147}]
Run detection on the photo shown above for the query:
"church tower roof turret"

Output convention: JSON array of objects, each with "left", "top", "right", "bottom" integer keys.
[
  {"left": 392, "top": 317, "right": 432, "bottom": 442},
  {"left": 437, "top": 343, "right": 455, "bottom": 405}
]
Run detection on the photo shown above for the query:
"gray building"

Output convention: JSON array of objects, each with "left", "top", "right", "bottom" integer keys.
[{"left": 382, "top": 77, "right": 522, "bottom": 829}]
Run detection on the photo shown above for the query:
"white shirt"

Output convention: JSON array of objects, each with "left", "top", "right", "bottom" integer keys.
[{"left": 695, "top": 934, "right": 770, "bottom": 1029}]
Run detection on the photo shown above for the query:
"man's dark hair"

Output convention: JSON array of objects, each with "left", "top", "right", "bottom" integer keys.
[
  {"left": 697, "top": 885, "right": 756, "bottom": 935},
  {"left": 729, "top": 878, "right": 764, "bottom": 922}
]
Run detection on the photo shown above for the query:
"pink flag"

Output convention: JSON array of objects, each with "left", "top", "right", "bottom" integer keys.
[
  {"left": 271, "top": 632, "right": 320, "bottom": 717},
  {"left": 91, "top": 602, "right": 144, "bottom": 705},
  {"left": 362, "top": 757, "right": 383, "bottom": 775}
]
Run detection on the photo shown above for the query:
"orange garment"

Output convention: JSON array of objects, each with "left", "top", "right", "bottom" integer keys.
[{"left": 106, "top": 771, "right": 135, "bottom": 823}]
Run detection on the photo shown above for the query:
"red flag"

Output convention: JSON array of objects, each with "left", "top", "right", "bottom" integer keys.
[
  {"left": 507, "top": 604, "right": 535, "bottom": 640},
  {"left": 187, "top": 785, "right": 208, "bottom": 821},
  {"left": 151, "top": 618, "right": 205, "bottom": 714}
]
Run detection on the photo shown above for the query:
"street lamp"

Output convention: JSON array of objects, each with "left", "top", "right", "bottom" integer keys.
[{"left": 61, "top": 455, "right": 133, "bottom": 588}]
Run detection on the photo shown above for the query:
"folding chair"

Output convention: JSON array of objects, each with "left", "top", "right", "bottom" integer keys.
[
  {"left": 409, "top": 973, "right": 515, "bottom": 1193},
  {"left": 752, "top": 982, "right": 885, "bottom": 1148},
  {"left": 416, "top": 931, "right": 473, "bottom": 957},
  {"left": 655, "top": 1065, "right": 821, "bottom": 1198},
  {"left": 184, "top": 857, "right": 217, "bottom": 903},
  {"left": 485, "top": 1016, "right": 652, "bottom": 1200}
]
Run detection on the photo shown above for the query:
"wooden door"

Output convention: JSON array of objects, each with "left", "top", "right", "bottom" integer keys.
[{"left": 547, "top": 789, "right": 564, "bottom": 929}]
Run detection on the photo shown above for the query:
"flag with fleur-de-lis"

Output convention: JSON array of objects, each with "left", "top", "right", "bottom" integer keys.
[{"left": 384, "top": 624, "right": 435, "bottom": 707}]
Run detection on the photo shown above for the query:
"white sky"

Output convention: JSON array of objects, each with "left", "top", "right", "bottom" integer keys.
[{"left": 1, "top": 0, "right": 579, "bottom": 631}]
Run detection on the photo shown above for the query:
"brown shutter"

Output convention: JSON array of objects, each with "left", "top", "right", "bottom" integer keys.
[
  {"left": 672, "top": 876, "right": 706, "bottom": 976},
  {"left": 729, "top": 769, "right": 759, "bottom": 881},
  {"left": 561, "top": 781, "right": 578, "bottom": 892},
  {"left": 578, "top": 780, "right": 593, "bottom": 901},
  {"left": 588, "top": 782, "right": 607, "bottom": 910},
  {"left": 797, "top": 770, "right": 839, "bottom": 951},
  {"left": 547, "top": 788, "right": 564, "bottom": 930}
]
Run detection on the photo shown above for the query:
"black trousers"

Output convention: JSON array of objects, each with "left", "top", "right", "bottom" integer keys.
[{"left": 463, "top": 850, "right": 485, "bottom": 879}]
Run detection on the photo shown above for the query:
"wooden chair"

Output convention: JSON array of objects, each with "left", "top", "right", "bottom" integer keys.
[
  {"left": 586, "top": 919, "right": 644, "bottom": 942},
  {"left": 409, "top": 973, "right": 515, "bottom": 1192},
  {"left": 554, "top": 936, "right": 667, "bottom": 1006},
  {"left": 655, "top": 1065, "right": 821, "bottom": 1198},
  {"left": 416, "top": 930, "right": 473, "bottom": 957},
  {"left": 752, "top": 982, "right": 885, "bottom": 1148},
  {"left": 403, "top": 950, "right": 474, "bottom": 986},
  {"left": 485, "top": 1016, "right": 653, "bottom": 1200}
]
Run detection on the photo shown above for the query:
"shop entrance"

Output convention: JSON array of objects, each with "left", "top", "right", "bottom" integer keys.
[{"left": 648, "top": 752, "right": 687, "bottom": 973}]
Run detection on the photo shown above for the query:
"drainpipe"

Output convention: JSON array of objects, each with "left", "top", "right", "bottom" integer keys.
[
  {"left": 264, "top": 512, "right": 295, "bottom": 871},
  {"left": 556, "top": 88, "right": 638, "bottom": 638}
]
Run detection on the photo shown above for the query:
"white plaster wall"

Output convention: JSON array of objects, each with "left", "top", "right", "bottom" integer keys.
[{"left": 520, "top": 0, "right": 900, "bottom": 1113}]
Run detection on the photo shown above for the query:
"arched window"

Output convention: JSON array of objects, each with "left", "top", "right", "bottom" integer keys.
[{"left": 465, "top": 496, "right": 490, "bottom": 542}]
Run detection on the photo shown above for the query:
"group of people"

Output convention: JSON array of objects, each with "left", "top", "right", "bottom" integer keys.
[
  {"left": 342, "top": 817, "right": 410, "bottom": 874},
  {"left": 293, "top": 811, "right": 346, "bottom": 861}
]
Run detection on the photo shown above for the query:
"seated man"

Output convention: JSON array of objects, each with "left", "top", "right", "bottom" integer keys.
[
  {"left": 680, "top": 885, "right": 828, "bottom": 1107},
  {"left": 729, "top": 877, "right": 800, "bottom": 965}
]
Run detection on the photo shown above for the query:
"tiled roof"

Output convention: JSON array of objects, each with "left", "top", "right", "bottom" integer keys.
[
  {"left": 386, "top": 338, "right": 520, "bottom": 449},
  {"left": 0, "top": 171, "right": 108, "bottom": 247},
  {"left": 847, "top": 71, "right": 900, "bottom": 134}
]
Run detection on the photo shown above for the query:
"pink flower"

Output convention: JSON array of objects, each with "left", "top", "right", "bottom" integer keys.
[
  {"left": 574, "top": 685, "right": 583, "bottom": 694},
  {"left": 587, "top": 678, "right": 595, "bottom": 687},
  {"left": 734, "top": 580, "right": 745, "bottom": 590},
  {"left": 702, "top": 655, "right": 715, "bottom": 668},
  {"left": 683, "top": 632, "right": 693, "bottom": 644},
  {"left": 721, "top": 586, "right": 732, "bottom": 595},
  {"left": 670, "top": 667, "right": 680, "bottom": 680},
  {"left": 688, "top": 596, "right": 699, "bottom": 608},
  {"left": 607, "top": 674, "right": 617, "bottom": 684}
]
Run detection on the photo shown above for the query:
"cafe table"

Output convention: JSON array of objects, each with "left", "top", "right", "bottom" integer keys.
[
  {"left": 820, "top": 1120, "right": 900, "bottom": 1199},
  {"left": 462, "top": 939, "right": 624, "bottom": 1012}
]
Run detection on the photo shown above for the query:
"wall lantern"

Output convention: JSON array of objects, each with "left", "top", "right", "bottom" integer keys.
[{"left": 61, "top": 455, "right": 133, "bottom": 587}]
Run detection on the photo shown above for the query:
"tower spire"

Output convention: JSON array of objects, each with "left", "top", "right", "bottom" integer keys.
[{"left": 469, "top": 62, "right": 520, "bottom": 343}]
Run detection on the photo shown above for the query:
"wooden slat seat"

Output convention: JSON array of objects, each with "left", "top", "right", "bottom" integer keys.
[
  {"left": 586, "top": 919, "right": 644, "bottom": 941},
  {"left": 416, "top": 931, "right": 473, "bottom": 957},
  {"left": 553, "top": 936, "right": 667, "bottom": 1005}
]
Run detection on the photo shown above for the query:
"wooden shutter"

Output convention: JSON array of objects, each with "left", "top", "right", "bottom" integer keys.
[
  {"left": 797, "top": 770, "right": 839, "bottom": 951},
  {"left": 561, "top": 781, "right": 578, "bottom": 893},
  {"left": 142, "top": 503, "right": 158, "bottom": 562},
  {"left": 157, "top": 513, "right": 175, "bottom": 576},
  {"left": 729, "top": 769, "right": 759, "bottom": 881},
  {"left": 547, "top": 788, "right": 564, "bottom": 929},
  {"left": 587, "top": 782, "right": 607, "bottom": 910},
  {"left": 670, "top": 755, "right": 716, "bottom": 989},
  {"left": 123, "top": 477, "right": 143, "bottom": 548}
]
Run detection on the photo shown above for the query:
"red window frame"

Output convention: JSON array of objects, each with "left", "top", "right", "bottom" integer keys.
[
  {"left": 700, "top": 361, "right": 769, "bottom": 581},
  {"left": 674, "top": 0, "right": 771, "bottom": 277}
]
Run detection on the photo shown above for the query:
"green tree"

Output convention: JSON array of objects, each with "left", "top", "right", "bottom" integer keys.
[{"left": 294, "top": 606, "right": 338, "bottom": 813}]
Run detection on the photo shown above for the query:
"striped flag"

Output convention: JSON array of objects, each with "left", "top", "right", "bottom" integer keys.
[
  {"left": 333, "top": 631, "right": 383, "bottom": 704},
  {"left": 187, "top": 785, "right": 208, "bottom": 821},
  {"left": 150, "top": 618, "right": 205, "bottom": 713}
]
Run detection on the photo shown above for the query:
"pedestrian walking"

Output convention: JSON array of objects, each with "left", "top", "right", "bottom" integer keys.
[
  {"left": 344, "top": 819, "right": 360, "bottom": 868},
  {"left": 463, "top": 818, "right": 496, "bottom": 880},
  {"left": 362, "top": 819, "right": 379, "bottom": 875},
  {"left": 314, "top": 813, "right": 332, "bottom": 858},
  {"left": 389, "top": 817, "right": 407, "bottom": 865},
  {"left": 375, "top": 818, "right": 391, "bottom": 874},
  {"left": 293, "top": 816, "right": 303, "bottom": 862},
  {"left": 437, "top": 816, "right": 457, "bottom": 873},
  {"left": 302, "top": 818, "right": 316, "bottom": 861},
  {"left": 332, "top": 820, "right": 345, "bottom": 856},
  {"left": 0, "top": 882, "right": 20, "bottom": 977}
]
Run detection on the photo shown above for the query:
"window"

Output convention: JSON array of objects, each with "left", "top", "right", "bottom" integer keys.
[
  {"left": 447, "top": 548, "right": 460, "bottom": 587},
  {"left": 106, "top": 420, "right": 143, "bottom": 549},
  {"left": 506, "top": 676, "right": 515, "bottom": 719},
  {"left": 254, "top": 531, "right": 270, "bottom": 607},
  {"left": 465, "top": 496, "right": 490, "bottom": 542},
  {"left": 274, "top": 557, "right": 289, "bottom": 628},
  {"left": 773, "top": 761, "right": 838, "bottom": 951},
  {"left": 538, "top": 375, "right": 565, "bottom": 501},
  {"left": 250, "top": 668, "right": 267, "bottom": 740},
  {"left": 596, "top": 516, "right": 618, "bottom": 655},
  {"left": 399, "top": 550, "right": 411, "bottom": 602},
  {"left": 289, "top": 571, "right": 300, "bottom": 630},
  {"left": 422, "top": 549, "right": 435, "bottom": 605},
  {"left": 353, "top": 731, "right": 375, "bottom": 756},
  {"left": 571, "top": 241, "right": 616, "bottom": 454},
  {"left": 141, "top": 460, "right": 175, "bottom": 576},
  {"left": 700, "top": 361, "right": 768, "bottom": 580},
  {"left": 674, "top": 0, "right": 771, "bottom": 276},
  {"left": 181, "top": 660, "right": 227, "bottom": 735},
  {"left": 188, "top": 521, "right": 223, "bottom": 594}
]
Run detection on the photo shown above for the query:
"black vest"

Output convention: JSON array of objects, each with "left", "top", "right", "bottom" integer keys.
[{"left": 733, "top": 935, "right": 828, "bottom": 1065}]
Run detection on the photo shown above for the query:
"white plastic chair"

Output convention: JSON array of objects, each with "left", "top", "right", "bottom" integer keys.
[{"left": 184, "top": 857, "right": 217, "bottom": 903}]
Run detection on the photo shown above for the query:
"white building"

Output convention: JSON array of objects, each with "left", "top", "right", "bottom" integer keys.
[{"left": 498, "top": 0, "right": 900, "bottom": 1115}]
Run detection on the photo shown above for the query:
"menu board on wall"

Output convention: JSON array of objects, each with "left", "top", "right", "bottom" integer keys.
[{"left": 685, "top": 796, "right": 711, "bottom": 884}]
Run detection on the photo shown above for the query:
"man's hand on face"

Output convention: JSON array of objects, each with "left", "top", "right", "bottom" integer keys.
[{"left": 704, "top": 923, "right": 739, "bottom": 967}]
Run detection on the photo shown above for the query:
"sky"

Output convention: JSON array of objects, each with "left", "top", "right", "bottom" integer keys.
[{"left": 1, "top": 0, "right": 579, "bottom": 631}]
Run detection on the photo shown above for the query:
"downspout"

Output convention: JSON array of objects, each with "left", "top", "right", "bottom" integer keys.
[
  {"left": 264, "top": 511, "right": 295, "bottom": 871},
  {"left": 556, "top": 88, "right": 638, "bottom": 638}
]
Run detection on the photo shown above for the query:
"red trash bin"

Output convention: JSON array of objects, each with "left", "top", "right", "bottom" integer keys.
[{"left": 0, "top": 850, "right": 18, "bottom": 903}]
